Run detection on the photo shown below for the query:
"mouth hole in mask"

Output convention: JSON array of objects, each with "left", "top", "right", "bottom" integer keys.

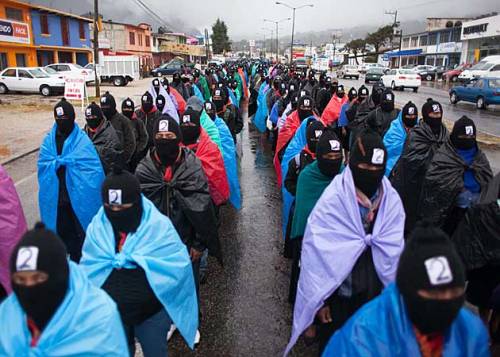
[{"left": 417, "top": 286, "right": 465, "bottom": 300}]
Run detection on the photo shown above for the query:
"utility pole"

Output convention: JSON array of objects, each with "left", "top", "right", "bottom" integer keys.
[
  {"left": 93, "top": 0, "right": 100, "bottom": 98},
  {"left": 204, "top": 29, "right": 210, "bottom": 62},
  {"left": 385, "top": 10, "right": 402, "bottom": 68},
  {"left": 264, "top": 18, "right": 290, "bottom": 64}
]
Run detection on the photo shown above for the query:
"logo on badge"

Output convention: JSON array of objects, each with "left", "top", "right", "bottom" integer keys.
[
  {"left": 126, "top": 101, "right": 132, "bottom": 106},
  {"left": 432, "top": 104, "right": 440, "bottom": 113},
  {"left": 85, "top": 108, "right": 92, "bottom": 116},
  {"left": 108, "top": 189, "right": 122, "bottom": 205},
  {"left": 16, "top": 247, "right": 39, "bottom": 271},
  {"left": 206, "top": 103, "right": 212, "bottom": 110},
  {"left": 159, "top": 120, "right": 169, "bottom": 132},
  {"left": 329, "top": 140, "right": 340, "bottom": 151},
  {"left": 142, "top": 95, "right": 148, "bottom": 101},
  {"left": 372, "top": 148, "right": 384, "bottom": 164},
  {"left": 304, "top": 99, "right": 310, "bottom": 107},
  {"left": 465, "top": 125, "right": 474, "bottom": 136},
  {"left": 408, "top": 107, "right": 415, "bottom": 115},
  {"left": 425, "top": 256, "right": 453, "bottom": 285},
  {"left": 56, "top": 107, "right": 64, "bottom": 117},
  {"left": 315, "top": 130, "right": 323, "bottom": 138},
  {"left": 101, "top": 97, "right": 106, "bottom": 103},
  {"left": 183, "top": 115, "right": 191, "bottom": 123}
]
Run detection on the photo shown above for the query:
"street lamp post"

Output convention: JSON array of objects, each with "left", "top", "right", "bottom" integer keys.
[
  {"left": 275, "top": 1, "right": 314, "bottom": 64},
  {"left": 261, "top": 27, "right": 274, "bottom": 59},
  {"left": 264, "top": 17, "right": 291, "bottom": 63}
]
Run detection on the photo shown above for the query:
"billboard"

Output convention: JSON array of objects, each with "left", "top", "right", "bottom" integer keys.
[{"left": 0, "top": 19, "right": 30, "bottom": 44}]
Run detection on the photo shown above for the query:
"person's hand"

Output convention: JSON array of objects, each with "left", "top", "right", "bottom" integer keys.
[
  {"left": 190, "top": 248, "right": 203, "bottom": 262},
  {"left": 317, "top": 305, "right": 332, "bottom": 324}
]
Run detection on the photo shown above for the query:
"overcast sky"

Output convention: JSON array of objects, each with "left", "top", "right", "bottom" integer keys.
[{"left": 29, "top": 0, "right": 500, "bottom": 39}]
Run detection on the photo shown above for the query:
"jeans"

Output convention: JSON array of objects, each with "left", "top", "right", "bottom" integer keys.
[
  {"left": 134, "top": 309, "right": 172, "bottom": 357},
  {"left": 199, "top": 249, "right": 209, "bottom": 281}
]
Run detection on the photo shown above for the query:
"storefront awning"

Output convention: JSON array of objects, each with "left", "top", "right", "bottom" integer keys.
[{"left": 384, "top": 49, "right": 423, "bottom": 59}]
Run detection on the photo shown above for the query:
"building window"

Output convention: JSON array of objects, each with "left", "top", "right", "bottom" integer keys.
[
  {"left": 0, "top": 53, "right": 8, "bottom": 71},
  {"left": 428, "top": 33, "right": 437, "bottom": 46},
  {"left": 79, "top": 21, "right": 86, "bottom": 39},
  {"left": 146, "top": 35, "right": 150, "bottom": 47},
  {"left": 439, "top": 30, "right": 450, "bottom": 43},
  {"left": 5, "top": 7, "right": 23, "bottom": 21},
  {"left": 402, "top": 38, "right": 410, "bottom": 48},
  {"left": 411, "top": 37, "right": 418, "bottom": 47},
  {"left": 129, "top": 32, "right": 135, "bottom": 45},
  {"left": 451, "top": 28, "right": 461, "bottom": 42},
  {"left": 419, "top": 35, "right": 428, "bottom": 46},
  {"left": 40, "top": 14, "right": 49, "bottom": 35},
  {"left": 153, "top": 37, "right": 156, "bottom": 47},
  {"left": 138, "top": 34, "right": 143, "bottom": 46},
  {"left": 16, "top": 53, "right": 27, "bottom": 67}
]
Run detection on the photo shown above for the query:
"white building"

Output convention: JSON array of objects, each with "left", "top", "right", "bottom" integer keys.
[{"left": 460, "top": 14, "right": 500, "bottom": 63}]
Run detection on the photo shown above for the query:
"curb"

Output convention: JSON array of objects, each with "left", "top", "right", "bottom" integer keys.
[{"left": 1, "top": 147, "right": 39, "bottom": 166}]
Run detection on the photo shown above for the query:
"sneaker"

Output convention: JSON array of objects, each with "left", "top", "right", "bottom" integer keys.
[{"left": 167, "top": 324, "right": 177, "bottom": 341}]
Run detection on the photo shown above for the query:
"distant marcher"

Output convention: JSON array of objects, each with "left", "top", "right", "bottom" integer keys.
[{"left": 121, "top": 98, "right": 149, "bottom": 172}]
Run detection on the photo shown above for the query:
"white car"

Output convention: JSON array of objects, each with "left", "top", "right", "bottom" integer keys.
[
  {"left": 0, "top": 67, "right": 65, "bottom": 96},
  {"left": 38, "top": 66, "right": 65, "bottom": 79},
  {"left": 381, "top": 68, "right": 421, "bottom": 92},
  {"left": 45, "top": 63, "right": 93, "bottom": 83},
  {"left": 359, "top": 63, "right": 385, "bottom": 74},
  {"left": 458, "top": 56, "right": 500, "bottom": 81},
  {"left": 337, "top": 65, "right": 360, "bottom": 79}
]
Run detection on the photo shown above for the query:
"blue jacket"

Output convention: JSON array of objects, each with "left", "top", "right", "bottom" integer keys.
[
  {"left": 80, "top": 196, "right": 199, "bottom": 349},
  {"left": 0, "top": 262, "right": 128, "bottom": 356},
  {"left": 214, "top": 117, "right": 241, "bottom": 209},
  {"left": 338, "top": 102, "right": 350, "bottom": 127},
  {"left": 323, "top": 283, "right": 490, "bottom": 357},
  {"left": 38, "top": 124, "right": 104, "bottom": 232},
  {"left": 253, "top": 83, "right": 269, "bottom": 133},
  {"left": 383, "top": 113, "right": 408, "bottom": 177}
]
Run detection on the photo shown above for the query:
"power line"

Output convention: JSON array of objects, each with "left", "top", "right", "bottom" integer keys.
[{"left": 129, "top": 0, "right": 172, "bottom": 29}]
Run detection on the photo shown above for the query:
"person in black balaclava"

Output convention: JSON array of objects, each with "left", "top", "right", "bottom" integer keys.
[
  {"left": 315, "top": 77, "right": 334, "bottom": 116},
  {"left": 365, "top": 89, "right": 400, "bottom": 137},
  {"left": 172, "top": 72, "right": 189, "bottom": 100},
  {"left": 316, "top": 128, "right": 343, "bottom": 178},
  {"left": 135, "top": 91, "right": 160, "bottom": 154},
  {"left": 179, "top": 108, "right": 201, "bottom": 146},
  {"left": 152, "top": 78, "right": 161, "bottom": 96},
  {"left": 390, "top": 98, "right": 450, "bottom": 235},
  {"left": 84, "top": 102, "right": 123, "bottom": 174},
  {"left": 156, "top": 95, "right": 166, "bottom": 113},
  {"left": 297, "top": 95, "right": 314, "bottom": 122},
  {"left": 401, "top": 101, "right": 418, "bottom": 129},
  {"left": 284, "top": 120, "right": 325, "bottom": 196},
  {"left": 336, "top": 84, "right": 346, "bottom": 99},
  {"left": 204, "top": 101, "right": 216, "bottom": 121},
  {"left": 100, "top": 91, "right": 136, "bottom": 165},
  {"left": 347, "top": 87, "right": 357, "bottom": 103},
  {"left": 10, "top": 222, "right": 69, "bottom": 332},
  {"left": 419, "top": 116, "right": 492, "bottom": 236},
  {"left": 349, "top": 129, "right": 387, "bottom": 199},
  {"left": 349, "top": 85, "right": 382, "bottom": 147},
  {"left": 52, "top": 98, "right": 86, "bottom": 262},
  {"left": 122, "top": 98, "right": 148, "bottom": 172},
  {"left": 151, "top": 115, "right": 183, "bottom": 168},
  {"left": 213, "top": 88, "right": 242, "bottom": 142}
]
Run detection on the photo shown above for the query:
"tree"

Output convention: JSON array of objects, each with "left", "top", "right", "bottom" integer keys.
[
  {"left": 366, "top": 25, "right": 394, "bottom": 54},
  {"left": 345, "top": 38, "right": 366, "bottom": 64},
  {"left": 211, "top": 18, "right": 231, "bottom": 54}
]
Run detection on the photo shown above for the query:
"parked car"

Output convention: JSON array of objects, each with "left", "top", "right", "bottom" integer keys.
[
  {"left": 150, "top": 59, "right": 194, "bottom": 77},
  {"left": 458, "top": 56, "right": 500, "bottom": 81},
  {"left": 293, "top": 58, "right": 308, "bottom": 70},
  {"left": 365, "top": 67, "right": 386, "bottom": 83},
  {"left": 84, "top": 55, "right": 139, "bottom": 86},
  {"left": 449, "top": 77, "right": 500, "bottom": 109},
  {"left": 411, "top": 65, "right": 437, "bottom": 81},
  {"left": 45, "top": 63, "right": 92, "bottom": 83},
  {"left": 337, "top": 65, "right": 360, "bottom": 79},
  {"left": 443, "top": 64, "right": 472, "bottom": 82},
  {"left": 38, "top": 66, "right": 65, "bottom": 79},
  {"left": 0, "top": 67, "right": 65, "bottom": 96},
  {"left": 359, "top": 63, "right": 385, "bottom": 74},
  {"left": 381, "top": 68, "right": 421, "bottom": 92}
]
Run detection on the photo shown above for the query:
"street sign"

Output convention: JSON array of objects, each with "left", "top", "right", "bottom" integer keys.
[{"left": 64, "top": 75, "right": 88, "bottom": 110}]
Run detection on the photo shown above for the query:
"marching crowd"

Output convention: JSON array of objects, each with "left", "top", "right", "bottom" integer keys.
[{"left": 0, "top": 58, "right": 499, "bottom": 357}]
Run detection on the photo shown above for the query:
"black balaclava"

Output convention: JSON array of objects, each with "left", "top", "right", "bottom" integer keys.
[
  {"left": 397, "top": 221, "right": 465, "bottom": 334},
  {"left": 100, "top": 91, "right": 117, "bottom": 119},
  {"left": 349, "top": 130, "right": 387, "bottom": 198},
  {"left": 316, "top": 128, "right": 343, "bottom": 178},
  {"left": 325, "top": 76, "right": 332, "bottom": 91},
  {"left": 336, "top": 84, "right": 345, "bottom": 98},
  {"left": 161, "top": 78, "right": 170, "bottom": 94},
  {"left": 153, "top": 115, "right": 182, "bottom": 167},
  {"left": 141, "top": 92, "right": 154, "bottom": 113},
  {"left": 231, "top": 80, "right": 238, "bottom": 90},
  {"left": 84, "top": 102, "right": 104, "bottom": 130},
  {"left": 173, "top": 72, "right": 181, "bottom": 85},
  {"left": 298, "top": 95, "right": 314, "bottom": 122},
  {"left": 180, "top": 108, "right": 201, "bottom": 145},
  {"left": 402, "top": 101, "right": 418, "bottom": 128},
  {"left": 306, "top": 120, "right": 325, "bottom": 154},
  {"left": 371, "top": 87, "right": 384, "bottom": 107},
  {"left": 204, "top": 101, "right": 216, "bottom": 121},
  {"left": 422, "top": 98, "right": 443, "bottom": 135},
  {"left": 380, "top": 89, "right": 395, "bottom": 112},
  {"left": 358, "top": 85, "right": 369, "bottom": 102},
  {"left": 348, "top": 87, "right": 358, "bottom": 102},
  {"left": 156, "top": 94, "right": 166, "bottom": 113},
  {"left": 11, "top": 222, "right": 69, "bottom": 331},
  {"left": 193, "top": 69, "right": 201, "bottom": 78},
  {"left": 121, "top": 98, "right": 135, "bottom": 119},
  {"left": 212, "top": 88, "right": 226, "bottom": 114},
  {"left": 102, "top": 167, "right": 143, "bottom": 234},
  {"left": 450, "top": 116, "right": 477, "bottom": 150},
  {"left": 152, "top": 78, "right": 161, "bottom": 95},
  {"left": 54, "top": 98, "right": 76, "bottom": 136}
]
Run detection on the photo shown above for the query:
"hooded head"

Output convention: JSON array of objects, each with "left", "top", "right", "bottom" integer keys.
[
  {"left": 54, "top": 98, "right": 75, "bottom": 136},
  {"left": 450, "top": 116, "right": 476, "bottom": 150},
  {"left": 152, "top": 78, "right": 161, "bottom": 95},
  {"left": 316, "top": 128, "right": 343, "bottom": 178},
  {"left": 380, "top": 89, "right": 395, "bottom": 112},
  {"left": 297, "top": 95, "right": 314, "bottom": 121},
  {"left": 358, "top": 85, "right": 369, "bottom": 102},
  {"left": 121, "top": 98, "right": 135, "bottom": 119},
  {"left": 336, "top": 84, "right": 346, "bottom": 99},
  {"left": 371, "top": 86, "right": 384, "bottom": 106},
  {"left": 100, "top": 92, "right": 117, "bottom": 119},
  {"left": 422, "top": 98, "right": 443, "bottom": 135},
  {"left": 102, "top": 166, "right": 143, "bottom": 234},
  {"left": 156, "top": 94, "right": 166, "bottom": 113},
  {"left": 179, "top": 108, "right": 201, "bottom": 145},
  {"left": 349, "top": 130, "right": 387, "bottom": 198},
  {"left": 402, "top": 101, "right": 418, "bottom": 128},
  {"left": 397, "top": 221, "right": 466, "bottom": 334},
  {"left": 230, "top": 79, "right": 238, "bottom": 90},
  {"left": 141, "top": 92, "right": 154, "bottom": 113},
  {"left": 306, "top": 120, "right": 325, "bottom": 154},
  {"left": 11, "top": 222, "right": 69, "bottom": 331},
  {"left": 348, "top": 87, "right": 358, "bottom": 102},
  {"left": 204, "top": 101, "right": 216, "bottom": 120},
  {"left": 330, "top": 79, "right": 339, "bottom": 95},
  {"left": 84, "top": 102, "right": 104, "bottom": 130},
  {"left": 161, "top": 77, "right": 170, "bottom": 93},
  {"left": 212, "top": 88, "right": 226, "bottom": 114},
  {"left": 173, "top": 72, "right": 181, "bottom": 84},
  {"left": 153, "top": 115, "right": 182, "bottom": 167}
]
